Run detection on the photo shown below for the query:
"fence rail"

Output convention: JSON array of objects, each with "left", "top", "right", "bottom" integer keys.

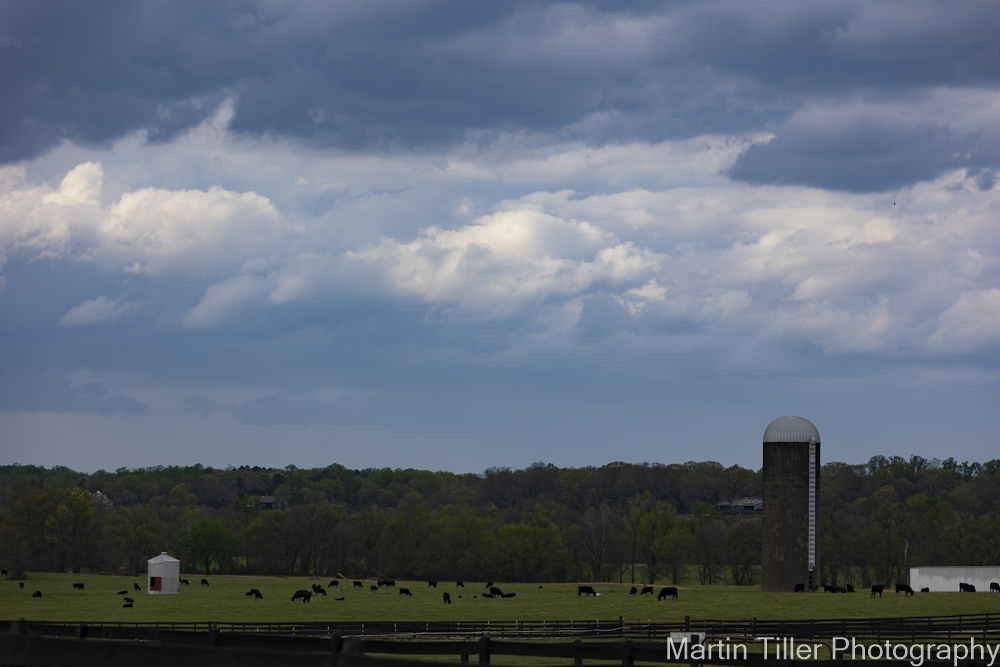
[
  {"left": 3, "top": 616, "right": 1000, "bottom": 667},
  {"left": 3, "top": 613, "right": 998, "bottom": 642}
]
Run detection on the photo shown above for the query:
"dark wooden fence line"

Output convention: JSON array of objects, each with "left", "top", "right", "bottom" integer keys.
[
  {"left": 4, "top": 613, "right": 998, "bottom": 642},
  {"left": 2, "top": 629, "right": 995, "bottom": 667}
]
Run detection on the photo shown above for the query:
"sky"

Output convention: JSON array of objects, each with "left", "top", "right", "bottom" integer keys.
[{"left": 1, "top": 1, "right": 998, "bottom": 476}]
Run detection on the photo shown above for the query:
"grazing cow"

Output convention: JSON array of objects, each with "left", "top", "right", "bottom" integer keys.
[
  {"left": 428, "top": 581, "right": 437, "bottom": 587},
  {"left": 658, "top": 587, "right": 678, "bottom": 601},
  {"left": 577, "top": 585, "right": 597, "bottom": 597},
  {"left": 291, "top": 589, "right": 312, "bottom": 603},
  {"left": 921, "top": 588, "right": 929, "bottom": 593},
  {"left": 960, "top": 583, "right": 976, "bottom": 592},
  {"left": 314, "top": 587, "right": 326, "bottom": 596},
  {"left": 134, "top": 582, "right": 140, "bottom": 591},
  {"left": 871, "top": 585, "right": 885, "bottom": 598},
  {"left": 457, "top": 581, "right": 464, "bottom": 587},
  {"left": 180, "top": 579, "right": 190, "bottom": 585},
  {"left": 254, "top": 590, "right": 263, "bottom": 599},
  {"left": 312, "top": 584, "right": 322, "bottom": 593},
  {"left": 73, "top": 583, "right": 85, "bottom": 590},
  {"left": 846, "top": 584, "right": 855, "bottom": 593},
  {"left": 32, "top": 590, "right": 41, "bottom": 597},
  {"left": 896, "top": 584, "right": 914, "bottom": 596},
  {"left": 640, "top": 586, "right": 654, "bottom": 595},
  {"left": 481, "top": 593, "right": 494, "bottom": 598},
  {"left": 354, "top": 581, "right": 363, "bottom": 588},
  {"left": 823, "top": 585, "right": 838, "bottom": 593},
  {"left": 502, "top": 592, "right": 516, "bottom": 598},
  {"left": 629, "top": 586, "right": 637, "bottom": 595},
  {"left": 443, "top": 592, "right": 451, "bottom": 604},
  {"left": 794, "top": 583, "right": 805, "bottom": 593},
  {"left": 371, "top": 585, "right": 379, "bottom": 593},
  {"left": 245, "top": 591, "right": 255, "bottom": 596},
  {"left": 991, "top": 582, "right": 1000, "bottom": 594},
  {"left": 201, "top": 579, "right": 209, "bottom": 586},
  {"left": 490, "top": 586, "right": 503, "bottom": 597},
  {"left": 122, "top": 602, "right": 132, "bottom": 608},
  {"left": 117, "top": 590, "right": 128, "bottom": 595},
  {"left": 399, "top": 588, "right": 412, "bottom": 597},
  {"left": 124, "top": 597, "right": 134, "bottom": 603},
  {"left": 1, "top": 570, "right": 6, "bottom": 576},
  {"left": 19, "top": 582, "right": 24, "bottom": 589},
  {"left": 329, "top": 580, "right": 339, "bottom": 588}
]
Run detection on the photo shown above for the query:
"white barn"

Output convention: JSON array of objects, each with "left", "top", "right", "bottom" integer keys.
[
  {"left": 909, "top": 566, "right": 1000, "bottom": 592},
  {"left": 147, "top": 552, "right": 181, "bottom": 595}
]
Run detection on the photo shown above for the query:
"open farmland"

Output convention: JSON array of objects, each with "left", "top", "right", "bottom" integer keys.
[{"left": 3, "top": 574, "right": 1000, "bottom": 624}]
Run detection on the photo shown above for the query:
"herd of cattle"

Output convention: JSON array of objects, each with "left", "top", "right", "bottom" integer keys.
[{"left": 10, "top": 572, "right": 1000, "bottom": 605}]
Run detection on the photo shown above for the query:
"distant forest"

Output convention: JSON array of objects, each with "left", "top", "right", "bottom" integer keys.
[{"left": 1, "top": 455, "right": 998, "bottom": 588}]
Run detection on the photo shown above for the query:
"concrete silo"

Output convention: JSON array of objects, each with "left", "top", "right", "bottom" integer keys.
[{"left": 761, "top": 415, "right": 820, "bottom": 592}]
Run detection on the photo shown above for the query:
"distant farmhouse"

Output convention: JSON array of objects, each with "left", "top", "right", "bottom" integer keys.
[{"left": 716, "top": 497, "right": 762, "bottom": 512}]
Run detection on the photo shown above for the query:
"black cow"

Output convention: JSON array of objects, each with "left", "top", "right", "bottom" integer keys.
[
  {"left": 312, "top": 584, "right": 322, "bottom": 593},
  {"left": 871, "top": 584, "right": 885, "bottom": 598},
  {"left": 502, "top": 592, "right": 516, "bottom": 598},
  {"left": 991, "top": 582, "right": 1000, "bottom": 593},
  {"left": 921, "top": 588, "right": 929, "bottom": 593},
  {"left": 329, "top": 580, "right": 339, "bottom": 588},
  {"left": 485, "top": 581, "right": 494, "bottom": 588},
  {"left": 354, "top": 581, "right": 363, "bottom": 588},
  {"left": 428, "top": 580, "right": 437, "bottom": 587},
  {"left": 292, "top": 589, "right": 312, "bottom": 603},
  {"left": 1, "top": 570, "right": 6, "bottom": 576},
  {"left": 399, "top": 588, "right": 412, "bottom": 597},
  {"left": 124, "top": 597, "right": 134, "bottom": 603},
  {"left": 314, "top": 587, "right": 326, "bottom": 596},
  {"left": 577, "top": 585, "right": 597, "bottom": 597},
  {"left": 640, "top": 586, "right": 654, "bottom": 595},
  {"left": 658, "top": 587, "right": 678, "bottom": 600},
  {"left": 73, "top": 583, "right": 85, "bottom": 590},
  {"left": 960, "top": 583, "right": 976, "bottom": 592},
  {"left": 846, "top": 584, "right": 855, "bottom": 593},
  {"left": 253, "top": 590, "right": 263, "bottom": 599},
  {"left": 895, "top": 584, "right": 914, "bottom": 596},
  {"left": 19, "top": 582, "right": 24, "bottom": 589},
  {"left": 629, "top": 586, "right": 637, "bottom": 595},
  {"left": 134, "top": 582, "right": 140, "bottom": 591},
  {"left": 117, "top": 590, "right": 128, "bottom": 595},
  {"left": 490, "top": 586, "right": 503, "bottom": 597},
  {"left": 32, "top": 590, "right": 41, "bottom": 597},
  {"left": 457, "top": 581, "right": 464, "bottom": 587},
  {"left": 482, "top": 593, "right": 494, "bottom": 598},
  {"left": 201, "top": 579, "right": 209, "bottom": 586},
  {"left": 122, "top": 602, "right": 132, "bottom": 608},
  {"left": 371, "top": 585, "right": 379, "bottom": 593},
  {"left": 443, "top": 592, "right": 451, "bottom": 604},
  {"left": 180, "top": 579, "right": 190, "bottom": 585},
  {"left": 245, "top": 591, "right": 255, "bottom": 596},
  {"left": 823, "top": 585, "right": 838, "bottom": 593},
  {"left": 794, "top": 583, "right": 805, "bottom": 592}
]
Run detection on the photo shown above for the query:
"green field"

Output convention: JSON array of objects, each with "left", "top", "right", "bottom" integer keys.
[{"left": 3, "top": 574, "right": 999, "bottom": 624}]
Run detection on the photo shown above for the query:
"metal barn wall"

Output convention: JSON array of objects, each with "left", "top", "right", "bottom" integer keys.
[
  {"left": 761, "top": 441, "right": 820, "bottom": 592},
  {"left": 909, "top": 567, "right": 1000, "bottom": 592}
]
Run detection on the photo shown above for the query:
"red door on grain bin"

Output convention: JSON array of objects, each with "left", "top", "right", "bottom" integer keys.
[{"left": 149, "top": 576, "right": 161, "bottom": 591}]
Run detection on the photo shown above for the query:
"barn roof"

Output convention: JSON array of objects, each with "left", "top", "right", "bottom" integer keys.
[{"left": 762, "top": 415, "right": 820, "bottom": 444}]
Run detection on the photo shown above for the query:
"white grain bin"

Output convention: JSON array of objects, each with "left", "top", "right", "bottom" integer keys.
[{"left": 147, "top": 552, "right": 180, "bottom": 594}]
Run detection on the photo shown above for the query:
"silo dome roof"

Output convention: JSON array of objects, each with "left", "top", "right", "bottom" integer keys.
[{"left": 763, "top": 415, "right": 820, "bottom": 444}]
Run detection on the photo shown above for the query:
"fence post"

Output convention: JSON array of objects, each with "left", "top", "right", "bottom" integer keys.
[
  {"left": 621, "top": 639, "right": 633, "bottom": 667},
  {"left": 479, "top": 635, "right": 491, "bottom": 664},
  {"left": 575, "top": 639, "right": 583, "bottom": 666}
]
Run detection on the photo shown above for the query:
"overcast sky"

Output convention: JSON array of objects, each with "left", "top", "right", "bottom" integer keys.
[{"left": 1, "top": 1, "right": 998, "bottom": 476}]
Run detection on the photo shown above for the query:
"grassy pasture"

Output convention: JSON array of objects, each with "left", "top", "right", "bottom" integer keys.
[{"left": 3, "top": 574, "right": 999, "bottom": 624}]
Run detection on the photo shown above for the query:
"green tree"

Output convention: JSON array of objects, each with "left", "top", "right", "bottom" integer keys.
[
  {"left": 177, "top": 518, "right": 238, "bottom": 575},
  {"left": 106, "top": 505, "right": 166, "bottom": 575}
]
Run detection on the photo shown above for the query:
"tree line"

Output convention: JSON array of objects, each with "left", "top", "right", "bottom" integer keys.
[{"left": 1, "top": 455, "right": 998, "bottom": 587}]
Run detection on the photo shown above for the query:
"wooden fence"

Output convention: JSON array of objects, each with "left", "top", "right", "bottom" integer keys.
[{"left": 3, "top": 614, "right": 1000, "bottom": 667}]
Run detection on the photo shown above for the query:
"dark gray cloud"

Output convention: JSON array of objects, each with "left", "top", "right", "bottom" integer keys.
[
  {"left": 2, "top": 1, "right": 998, "bottom": 189},
  {"left": 0, "top": 371, "right": 149, "bottom": 416}
]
